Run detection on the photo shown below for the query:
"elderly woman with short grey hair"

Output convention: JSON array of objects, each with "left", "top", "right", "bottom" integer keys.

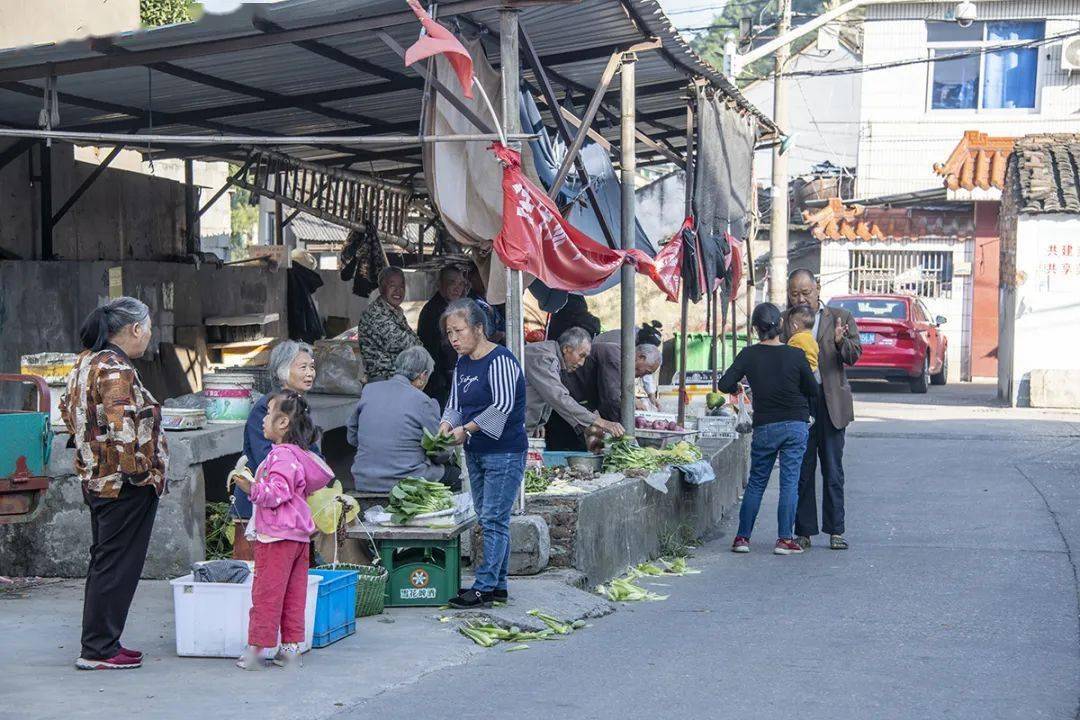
[
  {"left": 356, "top": 266, "right": 421, "bottom": 382},
  {"left": 61, "top": 296, "right": 168, "bottom": 670},
  {"left": 347, "top": 346, "right": 461, "bottom": 493},
  {"left": 232, "top": 341, "right": 319, "bottom": 542}
]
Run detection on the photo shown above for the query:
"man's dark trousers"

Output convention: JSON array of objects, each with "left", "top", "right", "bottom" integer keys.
[
  {"left": 81, "top": 483, "right": 159, "bottom": 660},
  {"left": 795, "top": 384, "right": 845, "bottom": 537}
]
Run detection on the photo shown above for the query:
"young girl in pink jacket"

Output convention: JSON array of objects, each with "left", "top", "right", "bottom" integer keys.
[{"left": 231, "top": 391, "right": 333, "bottom": 670}]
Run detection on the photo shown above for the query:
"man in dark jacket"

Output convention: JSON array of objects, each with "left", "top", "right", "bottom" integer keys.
[
  {"left": 417, "top": 265, "right": 467, "bottom": 409},
  {"left": 783, "top": 269, "right": 862, "bottom": 551}
]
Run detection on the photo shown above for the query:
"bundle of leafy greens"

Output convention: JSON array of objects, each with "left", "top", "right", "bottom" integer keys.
[{"left": 388, "top": 477, "right": 454, "bottom": 524}]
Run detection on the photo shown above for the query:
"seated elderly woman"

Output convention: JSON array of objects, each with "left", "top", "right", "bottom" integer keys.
[
  {"left": 356, "top": 266, "right": 421, "bottom": 382},
  {"left": 346, "top": 346, "right": 461, "bottom": 494}
]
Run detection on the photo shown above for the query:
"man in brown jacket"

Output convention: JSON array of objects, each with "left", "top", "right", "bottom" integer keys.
[{"left": 783, "top": 269, "right": 862, "bottom": 550}]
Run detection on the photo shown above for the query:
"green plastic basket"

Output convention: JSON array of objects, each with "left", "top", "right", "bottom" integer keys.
[{"left": 317, "top": 563, "right": 387, "bottom": 617}]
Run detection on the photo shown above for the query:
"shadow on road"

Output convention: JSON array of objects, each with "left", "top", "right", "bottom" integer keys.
[{"left": 850, "top": 381, "right": 1003, "bottom": 408}]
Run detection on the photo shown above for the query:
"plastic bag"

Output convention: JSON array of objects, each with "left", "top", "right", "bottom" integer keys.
[
  {"left": 734, "top": 392, "right": 753, "bottom": 434},
  {"left": 307, "top": 480, "right": 360, "bottom": 535},
  {"left": 309, "top": 339, "right": 367, "bottom": 396}
]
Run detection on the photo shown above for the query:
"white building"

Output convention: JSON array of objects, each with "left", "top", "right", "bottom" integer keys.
[{"left": 813, "top": 0, "right": 1080, "bottom": 383}]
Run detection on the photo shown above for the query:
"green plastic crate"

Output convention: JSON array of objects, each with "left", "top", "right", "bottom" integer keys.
[{"left": 379, "top": 537, "right": 462, "bottom": 608}]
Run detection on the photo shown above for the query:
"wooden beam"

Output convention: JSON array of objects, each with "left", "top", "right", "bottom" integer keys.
[{"left": 548, "top": 51, "right": 622, "bottom": 199}]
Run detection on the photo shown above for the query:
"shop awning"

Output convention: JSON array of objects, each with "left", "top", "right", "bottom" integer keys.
[{"left": 0, "top": 0, "right": 778, "bottom": 188}]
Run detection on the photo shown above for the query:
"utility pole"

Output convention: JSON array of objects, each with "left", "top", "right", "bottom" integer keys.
[{"left": 768, "top": 0, "right": 792, "bottom": 304}]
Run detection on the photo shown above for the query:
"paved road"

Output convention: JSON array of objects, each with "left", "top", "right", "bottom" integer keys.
[{"left": 347, "top": 383, "right": 1080, "bottom": 720}]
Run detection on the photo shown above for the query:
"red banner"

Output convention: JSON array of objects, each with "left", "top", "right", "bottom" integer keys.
[
  {"left": 404, "top": 0, "right": 474, "bottom": 99},
  {"left": 638, "top": 218, "right": 691, "bottom": 302},
  {"left": 492, "top": 143, "right": 654, "bottom": 291}
]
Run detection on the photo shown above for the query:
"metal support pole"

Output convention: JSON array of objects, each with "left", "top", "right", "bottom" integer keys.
[
  {"left": 501, "top": 9, "right": 524, "bottom": 363},
  {"left": 501, "top": 9, "right": 527, "bottom": 515},
  {"left": 39, "top": 142, "right": 53, "bottom": 260},
  {"left": 768, "top": 0, "right": 792, "bottom": 304},
  {"left": 711, "top": 288, "right": 720, "bottom": 391},
  {"left": 619, "top": 53, "right": 636, "bottom": 434},
  {"left": 676, "top": 99, "right": 695, "bottom": 428},
  {"left": 184, "top": 159, "right": 199, "bottom": 255}
]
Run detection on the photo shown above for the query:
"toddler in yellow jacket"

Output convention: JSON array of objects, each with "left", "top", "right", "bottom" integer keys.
[{"left": 786, "top": 305, "right": 820, "bottom": 381}]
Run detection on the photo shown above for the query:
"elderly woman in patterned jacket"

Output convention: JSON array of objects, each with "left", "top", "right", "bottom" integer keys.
[
  {"left": 61, "top": 296, "right": 168, "bottom": 671},
  {"left": 356, "top": 266, "right": 422, "bottom": 381}
]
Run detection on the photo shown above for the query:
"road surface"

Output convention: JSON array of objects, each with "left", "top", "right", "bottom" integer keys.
[{"left": 347, "top": 382, "right": 1080, "bottom": 720}]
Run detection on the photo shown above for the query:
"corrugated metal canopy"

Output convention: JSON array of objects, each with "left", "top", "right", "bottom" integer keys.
[{"left": 0, "top": 0, "right": 777, "bottom": 185}]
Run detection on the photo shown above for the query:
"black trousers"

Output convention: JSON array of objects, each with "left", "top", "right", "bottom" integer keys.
[
  {"left": 795, "top": 386, "right": 846, "bottom": 537},
  {"left": 81, "top": 483, "right": 159, "bottom": 660}
]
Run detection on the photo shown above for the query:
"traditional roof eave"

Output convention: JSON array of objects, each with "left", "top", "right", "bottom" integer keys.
[{"left": 933, "top": 130, "right": 1015, "bottom": 196}]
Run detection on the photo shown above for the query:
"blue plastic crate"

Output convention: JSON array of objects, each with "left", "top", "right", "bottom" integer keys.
[{"left": 308, "top": 569, "right": 359, "bottom": 648}]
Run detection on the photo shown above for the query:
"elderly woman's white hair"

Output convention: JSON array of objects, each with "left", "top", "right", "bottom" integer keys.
[
  {"left": 268, "top": 340, "right": 315, "bottom": 389},
  {"left": 394, "top": 346, "right": 435, "bottom": 382}
]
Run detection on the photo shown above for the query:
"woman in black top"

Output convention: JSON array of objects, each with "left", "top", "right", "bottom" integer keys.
[{"left": 717, "top": 303, "right": 817, "bottom": 555}]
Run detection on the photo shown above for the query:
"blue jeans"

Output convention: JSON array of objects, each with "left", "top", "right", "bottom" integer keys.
[
  {"left": 737, "top": 421, "right": 809, "bottom": 540},
  {"left": 466, "top": 451, "right": 525, "bottom": 592}
]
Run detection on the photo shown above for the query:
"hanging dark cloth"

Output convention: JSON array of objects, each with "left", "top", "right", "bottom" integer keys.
[
  {"left": 680, "top": 222, "right": 707, "bottom": 304},
  {"left": 547, "top": 294, "right": 601, "bottom": 341},
  {"left": 287, "top": 264, "right": 325, "bottom": 344},
  {"left": 693, "top": 91, "right": 756, "bottom": 290},
  {"left": 339, "top": 222, "right": 387, "bottom": 298}
]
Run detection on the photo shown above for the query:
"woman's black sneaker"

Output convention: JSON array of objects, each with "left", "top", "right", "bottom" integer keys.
[
  {"left": 448, "top": 589, "right": 492, "bottom": 609},
  {"left": 492, "top": 588, "right": 509, "bottom": 602}
]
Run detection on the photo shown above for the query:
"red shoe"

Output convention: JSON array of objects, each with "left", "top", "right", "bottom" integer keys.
[
  {"left": 119, "top": 646, "right": 143, "bottom": 661},
  {"left": 774, "top": 538, "right": 805, "bottom": 555},
  {"left": 75, "top": 653, "right": 142, "bottom": 670},
  {"left": 731, "top": 536, "right": 751, "bottom": 553}
]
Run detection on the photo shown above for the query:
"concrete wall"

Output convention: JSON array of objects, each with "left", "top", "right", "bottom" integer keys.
[
  {"left": 0, "top": 260, "right": 287, "bottom": 397},
  {"left": 818, "top": 237, "right": 972, "bottom": 382},
  {"left": 999, "top": 213, "right": 1080, "bottom": 406},
  {"left": 0, "top": 142, "right": 187, "bottom": 261},
  {"left": 0, "top": 0, "right": 139, "bottom": 49},
  {"left": 526, "top": 435, "right": 749, "bottom": 584},
  {"left": 635, "top": 171, "right": 687, "bottom": 246},
  {"left": 858, "top": 2, "right": 1080, "bottom": 197}
]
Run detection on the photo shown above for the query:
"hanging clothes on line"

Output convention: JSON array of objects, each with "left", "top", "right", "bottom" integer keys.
[{"left": 339, "top": 221, "right": 388, "bottom": 298}]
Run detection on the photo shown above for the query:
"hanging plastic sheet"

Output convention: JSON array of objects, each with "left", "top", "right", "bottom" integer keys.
[{"left": 693, "top": 92, "right": 757, "bottom": 289}]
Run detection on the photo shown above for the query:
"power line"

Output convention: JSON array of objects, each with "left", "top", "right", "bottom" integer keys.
[{"left": 783, "top": 29, "right": 1080, "bottom": 78}]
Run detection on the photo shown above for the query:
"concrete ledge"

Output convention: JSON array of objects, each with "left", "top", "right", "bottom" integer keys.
[
  {"left": 1028, "top": 369, "right": 1080, "bottom": 409},
  {"left": 525, "top": 434, "right": 748, "bottom": 585}
]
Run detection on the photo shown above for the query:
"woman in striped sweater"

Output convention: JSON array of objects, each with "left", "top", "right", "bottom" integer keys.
[{"left": 439, "top": 299, "right": 527, "bottom": 609}]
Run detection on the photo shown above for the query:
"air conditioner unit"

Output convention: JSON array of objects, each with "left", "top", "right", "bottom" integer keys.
[{"left": 1062, "top": 36, "right": 1080, "bottom": 71}]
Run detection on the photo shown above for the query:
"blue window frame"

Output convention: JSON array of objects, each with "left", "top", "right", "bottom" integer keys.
[{"left": 927, "top": 20, "right": 1044, "bottom": 111}]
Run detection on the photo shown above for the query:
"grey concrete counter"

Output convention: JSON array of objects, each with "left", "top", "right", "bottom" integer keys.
[{"left": 0, "top": 393, "right": 359, "bottom": 579}]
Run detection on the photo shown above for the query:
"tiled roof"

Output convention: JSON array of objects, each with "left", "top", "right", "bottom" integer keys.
[
  {"left": 802, "top": 198, "right": 884, "bottom": 241},
  {"left": 933, "top": 130, "right": 1015, "bottom": 192},
  {"left": 803, "top": 198, "right": 975, "bottom": 241},
  {"left": 289, "top": 213, "right": 350, "bottom": 243},
  {"left": 1008, "top": 134, "right": 1080, "bottom": 214}
]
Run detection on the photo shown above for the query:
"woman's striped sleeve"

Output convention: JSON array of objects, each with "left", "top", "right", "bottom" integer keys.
[{"left": 473, "top": 354, "right": 519, "bottom": 439}]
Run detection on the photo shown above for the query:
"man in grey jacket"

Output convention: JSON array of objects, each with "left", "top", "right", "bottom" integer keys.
[
  {"left": 347, "top": 347, "right": 460, "bottom": 493},
  {"left": 782, "top": 269, "right": 862, "bottom": 551},
  {"left": 524, "top": 327, "right": 625, "bottom": 440}
]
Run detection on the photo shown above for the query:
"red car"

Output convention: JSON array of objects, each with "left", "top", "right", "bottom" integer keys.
[{"left": 827, "top": 294, "right": 948, "bottom": 394}]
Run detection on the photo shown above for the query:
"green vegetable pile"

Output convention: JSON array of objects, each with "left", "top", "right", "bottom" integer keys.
[
  {"left": 596, "top": 556, "right": 702, "bottom": 602},
  {"left": 421, "top": 428, "right": 457, "bottom": 456},
  {"left": 596, "top": 577, "right": 669, "bottom": 603},
  {"left": 457, "top": 609, "right": 587, "bottom": 648},
  {"left": 603, "top": 437, "right": 703, "bottom": 472},
  {"left": 525, "top": 467, "right": 552, "bottom": 494},
  {"left": 388, "top": 477, "right": 454, "bottom": 525}
]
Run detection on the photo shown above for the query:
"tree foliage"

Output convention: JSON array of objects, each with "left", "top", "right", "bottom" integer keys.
[
  {"left": 140, "top": 0, "right": 198, "bottom": 27},
  {"left": 692, "top": 0, "right": 827, "bottom": 87}
]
